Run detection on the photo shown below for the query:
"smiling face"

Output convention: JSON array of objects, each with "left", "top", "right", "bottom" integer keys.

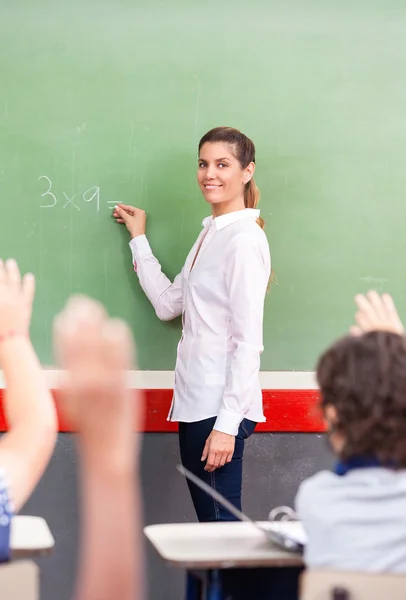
[{"left": 197, "top": 141, "right": 254, "bottom": 213}]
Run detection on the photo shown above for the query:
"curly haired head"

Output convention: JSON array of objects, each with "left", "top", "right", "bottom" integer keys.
[{"left": 317, "top": 331, "right": 406, "bottom": 466}]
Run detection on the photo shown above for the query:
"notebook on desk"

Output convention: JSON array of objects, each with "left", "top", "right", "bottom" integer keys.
[{"left": 177, "top": 465, "right": 307, "bottom": 553}]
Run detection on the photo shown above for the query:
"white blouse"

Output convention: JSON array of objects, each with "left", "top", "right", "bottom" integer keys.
[{"left": 129, "top": 208, "right": 271, "bottom": 435}]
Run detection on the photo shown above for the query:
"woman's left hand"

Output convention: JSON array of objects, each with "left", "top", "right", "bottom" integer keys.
[{"left": 201, "top": 430, "right": 235, "bottom": 472}]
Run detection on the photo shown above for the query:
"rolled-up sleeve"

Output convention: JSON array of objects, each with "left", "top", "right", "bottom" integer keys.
[
  {"left": 129, "top": 235, "right": 183, "bottom": 321},
  {"left": 213, "top": 233, "right": 270, "bottom": 436}
]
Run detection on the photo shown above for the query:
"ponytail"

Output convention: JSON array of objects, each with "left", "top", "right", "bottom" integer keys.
[
  {"left": 244, "top": 177, "right": 265, "bottom": 229},
  {"left": 244, "top": 176, "right": 274, "bottom": 289},
  {"left": 245, "top": 176, "right": 275, "bottom": 289}
]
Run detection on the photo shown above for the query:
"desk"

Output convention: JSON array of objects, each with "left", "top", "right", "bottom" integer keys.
[
  {"left": 144, "top": 521, "right": 303, "bottom": 600},
  {"left": 11, "top": 516, "right": 55, "bottom": 559}
]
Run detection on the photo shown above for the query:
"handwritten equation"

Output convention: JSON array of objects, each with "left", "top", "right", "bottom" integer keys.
[{"left": 38, "top": 176, "right": 116, "bottom": 213}]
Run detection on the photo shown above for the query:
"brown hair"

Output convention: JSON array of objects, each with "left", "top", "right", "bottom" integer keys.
[
  {"left": 317, "top": 331, "right": 406, "bottom": 467},
  {"left": 198, "top": 126, "right": 264, "bottom": 229}
]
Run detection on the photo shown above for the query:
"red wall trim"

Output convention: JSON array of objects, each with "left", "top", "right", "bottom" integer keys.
[{"left": 0, "top": 389, "right": 325, "bottom": 433}]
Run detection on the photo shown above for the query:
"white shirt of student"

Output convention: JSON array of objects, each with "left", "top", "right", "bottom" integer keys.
[
  {"left": 296, "top": 467, "right": 406, "bottom": 573},
  {"left": 129, "top": 208, "right": 271, "bottom": 436}
]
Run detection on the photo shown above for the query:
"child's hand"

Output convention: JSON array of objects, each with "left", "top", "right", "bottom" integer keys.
[
  {"left": 0, "top": 259, "right": 35, "bottom": 339},
  {"left": 351, "top": 291, "right": 404, "bottom": 336},
  {"left": 53, "top": 295, "right": 143, "bottom": 462}
]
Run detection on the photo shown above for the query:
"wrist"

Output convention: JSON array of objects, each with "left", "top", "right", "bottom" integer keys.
[
  {"left": 130, "top": 230, "right": 145, "bottom": 240},
  {"left": 79, "top": 436, "right": 137, "bottom": 474},
  {"left": 81, "top": 450, "right": 136, "bottom": 477},
  {"left": 0, "top": 332, "right": 31, "bottom": 359},
  {"left": 0, "top": 330, "right": 27, "bottom": 343},
  {"left": 212, "top": 429, "right": 234, "bottom": 438}
]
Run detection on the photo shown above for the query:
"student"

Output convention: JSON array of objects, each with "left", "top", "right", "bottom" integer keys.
[
  {"left": 113, "top": 127, "right": 271, "bottom": 522},
  {"left": 0, "top": 258, "right": 57, "bottom": 562},
  {"left": 296, "top": 291, "right": 406, "bottom": 572},
  {"left": 53, "top": 295, "right": 144, "bottom": 600},
  {"left": 1, "top": 258, "right": 144, "bottom": 599}
]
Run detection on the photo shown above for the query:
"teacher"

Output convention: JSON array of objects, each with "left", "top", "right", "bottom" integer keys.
[{"left": 113, "top": 127, "right": 271, "bottom": 522}]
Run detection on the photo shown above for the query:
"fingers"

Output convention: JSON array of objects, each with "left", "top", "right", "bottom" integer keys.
[
  {"left": 102, "top": 318, "right": 135, "bottom": 373},
  {"left": 354, "top": 308, "right": 373, "bottom": 332},
  {"left": 204, "top": 451, "right": 232, "bottom": 472},
  {"left": 53, "top": 295, "right": 107, "bottom": 368},
  {"left": 53, "top": 294, "right": 139, "bottom": 441},
  {"left": 354, "top": 293, "right": 378, "bottom": 326},
  {"left": 111, "top": 207, "right": 126, "bottom": 224},
  {"left": 112, "top": 207, "right": 126, "bottom": 223},
  {"left": 54, "top": 296, "right": 143, "bottom": 442},
  {"left": 113, "top": 206, "right": 131, "bottom": 223},
  {"left": 225, "top": 451, "right": 234, "bottom": 464},
  {"left": 54, "top": 295, "right": 136, "bottom": 385},
  {"left": 349, "top": 325, "right": 363, "bottom": 336},
  {"left": 4, "top": 259, "right": 21, "bottom": 292},
  {"left": 0, "top": 260, "right": 35, "bottom": 302},
  {"left": 112, "top": 205, "right": 146, "bottom": 239},
  {"left": 22, "top": 273, "right": 36, "bottom": 308},
  {"left": 366, "top": 290, "right": 388, "bottom": 323},
  {"left": 382, "top": 293, "right": 396, "bottom": 311},
  {"left": 202, "top": 430, "right": 236, "bottom": 471},
  {"left": 116, "top": 203, "right": 136, "bottom": 214},
  {"left": 218, "top": 450, "right": 234, "bottom": 468},
  {"left": 204, "top": 450, "right": 221, "bottom": 472},
  {"left": 201, "top": 439, "right": 209, "bottom": 462},
  {"left": 0, "top": 259, "right": 35, "bottom": 335},
  {"left": 353, "top": 290, "right": 404, "bottom": 335},
  {"left": 218, "top": 453, "right": 228, "bottom": 468},
  {"left": 382, "top": 293, "right": 404, "bottom": 333}
]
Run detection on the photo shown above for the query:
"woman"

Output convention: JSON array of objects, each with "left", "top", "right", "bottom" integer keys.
[{"left": 114, "top": 127, "right": 271, "bottom": 522}]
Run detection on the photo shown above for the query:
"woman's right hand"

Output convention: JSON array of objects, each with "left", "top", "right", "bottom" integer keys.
[{"left": 113, "top": 204, "right": 147, "bottom": 239}]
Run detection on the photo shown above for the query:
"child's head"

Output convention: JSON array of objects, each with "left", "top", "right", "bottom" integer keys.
[{"left": 317, "top": 330, "right": 406, "bottom": 466}]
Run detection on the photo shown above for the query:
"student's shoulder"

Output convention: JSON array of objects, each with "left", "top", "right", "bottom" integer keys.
[
  {"left": 299, "top": 469, "right": 342, "bottom": 493},
  {"left": 295, "top": 470, "right": 340, "bottom": 512}
]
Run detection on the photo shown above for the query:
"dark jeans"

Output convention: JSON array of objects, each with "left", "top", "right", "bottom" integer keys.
[{"left": 178, "top": 416, "right": 256, "bottom": 522}]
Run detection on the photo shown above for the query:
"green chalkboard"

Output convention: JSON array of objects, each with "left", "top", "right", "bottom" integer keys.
[{"left": 1, "top": 0, "right": 406, "bottom": 370}]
